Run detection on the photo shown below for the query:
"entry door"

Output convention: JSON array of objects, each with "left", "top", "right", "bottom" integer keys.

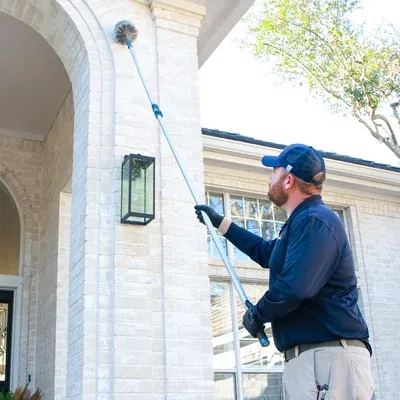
[{"left": 0, "top": 291, "right": 13, "bottom": 392}]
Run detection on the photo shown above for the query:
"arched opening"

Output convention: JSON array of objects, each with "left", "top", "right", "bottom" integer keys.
[
  {"left": 0, "top": 7, "right": 73, "bottom": 397},
  {"left": 0, "top": 182, "right": 20, "bottom": 276},
  {"left": 0, "top": 181, "right": 20, "bottom": 392},
  {"left": 0, "top": 0, "right": 115, "bottom": 396}
]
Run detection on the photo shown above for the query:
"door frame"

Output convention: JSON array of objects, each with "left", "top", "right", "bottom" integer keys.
[{"left": 0, "top": 276, "right": 22, "bottom": 392}]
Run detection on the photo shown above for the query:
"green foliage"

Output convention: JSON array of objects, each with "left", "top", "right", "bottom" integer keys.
[
  {"left": 0, "top": 391, "right": 13, "bottom": 400},
  {"left": 0, "top": 386, "right": 41, "bottom": 400},
  {"left": 245, "top": 0, "right": 400, "bottom": 158}
]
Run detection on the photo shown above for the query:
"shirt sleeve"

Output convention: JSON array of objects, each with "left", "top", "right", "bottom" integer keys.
[
  {"left": 254, "top": 215, "right": 341, "bottom": 323},
  {"left": 223, "top": 221, "right": 276, "bottom": 268}
]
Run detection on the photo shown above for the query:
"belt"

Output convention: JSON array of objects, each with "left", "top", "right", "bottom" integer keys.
[{"left": 284, "top": 339, "right": 367, "bottom": 362}]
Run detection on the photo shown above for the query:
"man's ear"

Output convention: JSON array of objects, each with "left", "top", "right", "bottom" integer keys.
[{"left": 285, "top": 174, "right": 296, "bottom": 189}]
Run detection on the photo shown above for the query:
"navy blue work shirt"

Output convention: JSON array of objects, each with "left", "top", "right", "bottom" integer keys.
[{"left": 224, "top": 195, "right": 370, "bottom": 353}]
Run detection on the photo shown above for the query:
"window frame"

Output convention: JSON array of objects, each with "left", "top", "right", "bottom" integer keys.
[
  {"left": 207, "top": 190, "right": 287, "bottom": 264},
  {"left": 326, "top": 204, "right": 349, "bottom": 233},
  {"left": 211, "top": 278, "right": 285, "bottom": 400}
]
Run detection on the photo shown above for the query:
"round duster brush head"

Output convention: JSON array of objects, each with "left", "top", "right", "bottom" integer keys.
[{"left": 114, "top": 20, "right": 138, "bottom": 45}]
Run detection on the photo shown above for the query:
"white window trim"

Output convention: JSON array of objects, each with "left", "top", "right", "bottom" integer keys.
[{"left": 211, "top": 278, "right": 285, "bottom": 400}]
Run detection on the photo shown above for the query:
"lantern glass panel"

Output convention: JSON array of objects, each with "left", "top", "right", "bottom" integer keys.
[
  {"left": 121, "top": 157, "right": 130, "bottom": 219},
  {"left": 130, "top": 157, "right": 146, "bottom": 216},
  {"left": 145, "top": 161, "right": 155, "bottom": 217}
]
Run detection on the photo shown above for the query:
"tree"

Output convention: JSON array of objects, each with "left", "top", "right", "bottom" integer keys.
[{"left": 245, "top": 0, "right": 400, "bottom": 159}]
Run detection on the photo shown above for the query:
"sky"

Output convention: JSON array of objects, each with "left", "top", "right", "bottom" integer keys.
[{"left": 199, "top": 0, "right": 400, "bottom": 167}]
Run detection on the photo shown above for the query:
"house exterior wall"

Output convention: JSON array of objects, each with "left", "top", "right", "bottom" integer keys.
[
  {"left": 357, "top": 207, "right": 400, "bottom": 400},
  {"left": 36, "top": 91, "right": 73, "bottom": 399}
]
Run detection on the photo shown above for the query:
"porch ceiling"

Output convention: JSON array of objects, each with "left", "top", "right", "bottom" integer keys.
[
  {"left": 0, "top": 12, "right": 71, "bottom": 141},
  {"left": 0, "top": 1, "right": 254, "bottom": 142}
]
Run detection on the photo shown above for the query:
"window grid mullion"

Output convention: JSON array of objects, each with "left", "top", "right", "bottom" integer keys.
[
  {"left": 271, "top": 204, "right": 277, "bottom": 237},
  {"left": 243, "top": 197, "right": 250, "bottom": 261},
  {"left": 243, "top": 196, "right": 246, "bottom": 229},
  {"left": 257, "top": 199, "right": 262, "bottom": 237},
  {"left": 342, "top": 208, "right": 350, "bottom": 236},
  {"left": 206, "top": 192, "right": 213, "bottom": 257},
  {"left": 231, "top": 281, "right": 244, "bottom": 400},
  {"left": 224, "top": 192, "right": 235, "bottom": 261},
  {"left": 213, "top": 368, "right": 237, "bottom": 373}
]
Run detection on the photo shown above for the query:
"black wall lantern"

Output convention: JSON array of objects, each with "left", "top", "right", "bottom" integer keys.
[{"left": 121, "top": 154, "right": 155, "bottom": 225}]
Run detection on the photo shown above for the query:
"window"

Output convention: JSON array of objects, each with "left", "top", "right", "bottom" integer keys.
[
  {"left": 332, "top": 209, "right": 346, "bottom": 227},
  {"left": 206, "top": 192, "right": 287, "bottom": 261},
  {"left": 211, "top": 280, "right": 285, "bottom": 400},
  {"left": 206, "top": 191, "right": 349, "bottom": 262},
  {"left": 206, "top": 192, "right": 228, "bottom": 258}
]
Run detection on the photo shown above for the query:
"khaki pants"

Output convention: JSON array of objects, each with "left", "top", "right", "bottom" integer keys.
[{"left": 283, "top": 344, "right": 374, "bottom": 400}]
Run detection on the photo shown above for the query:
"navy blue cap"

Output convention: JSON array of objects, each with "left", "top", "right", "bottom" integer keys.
[{"left": 262, "top": 144, "right": 326, "bottom": 184}]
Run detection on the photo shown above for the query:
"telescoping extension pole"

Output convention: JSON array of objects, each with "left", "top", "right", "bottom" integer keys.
[{"left": 114, "top": 20, "right": 270, "bottom": 347}]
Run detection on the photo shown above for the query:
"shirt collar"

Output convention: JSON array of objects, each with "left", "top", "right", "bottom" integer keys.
[{"left": 285, "top": 195, "right": 323, "bottom": 225}]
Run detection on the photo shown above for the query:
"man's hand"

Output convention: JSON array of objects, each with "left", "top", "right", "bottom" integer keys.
[
  {"left": 194, "top": 204, "right": 224, "bottom": 228},
  {"left": 243, "top": 303, "right": 265, "bottom": 338}
]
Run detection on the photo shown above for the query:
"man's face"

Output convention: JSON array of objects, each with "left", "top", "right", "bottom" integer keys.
[{"left": 268, "top": 167, "right": 289, "bottom": 207}]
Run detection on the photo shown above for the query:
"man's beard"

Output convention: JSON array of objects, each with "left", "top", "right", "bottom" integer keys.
[{"left": 268, "top": 176, "right": 288, "bottom": 207}]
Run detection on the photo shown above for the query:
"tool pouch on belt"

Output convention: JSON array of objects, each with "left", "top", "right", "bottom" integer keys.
[{"left": 314, "top": 350, "right": 331, "bottom": 400}]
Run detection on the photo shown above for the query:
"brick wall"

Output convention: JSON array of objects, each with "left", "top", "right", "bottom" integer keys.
[
  {"left": 110, "top": 1, "right": 214, "bottom": 398},
  {"left": 55, "top": 191, "right": 72, "bottom": 399},
  {"left": 36, "top": 90, "right": 73, "bottom": 400},
  {"left": 357, "top": 211, "right": 400, "bottom": 400}
]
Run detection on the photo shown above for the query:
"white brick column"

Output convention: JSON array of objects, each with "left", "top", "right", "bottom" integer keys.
[
  {"left": 111, "top": 0, "right": 214, "bottom": 398},
  {"left": 151, "top": 1, "right": 214, "bottom": 398}
]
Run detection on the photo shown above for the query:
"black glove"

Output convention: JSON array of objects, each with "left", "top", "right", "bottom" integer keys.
[
  {"left": 243, "top": 303, "right": 265, "bottom": 338},
  {"left": 194, "top": 204, "right": 224, "bottom": 228}
]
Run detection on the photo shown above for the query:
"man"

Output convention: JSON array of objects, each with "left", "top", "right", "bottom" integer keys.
[{"left": 195, "top": 144, "right": 374, "bottom": 400}]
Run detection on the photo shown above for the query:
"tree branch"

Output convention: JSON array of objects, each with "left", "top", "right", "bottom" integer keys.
[
  {"left": 373, "top": 113, "right": 399, "bottom": 146},
  {"left": 355, "top": 112, "right": 381, "bottom": 141},
  {"left": 263, "top": 42, "right": 352, "bottom": 107},
  {"left": 272, "top": 15, "right": 344, "bottom": 66},
  {"left": 261, "top": 13, "right": 365, "bottom": 90},
  {"left": 355, "top": 111, "right": 400, "bottom": 158}
]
